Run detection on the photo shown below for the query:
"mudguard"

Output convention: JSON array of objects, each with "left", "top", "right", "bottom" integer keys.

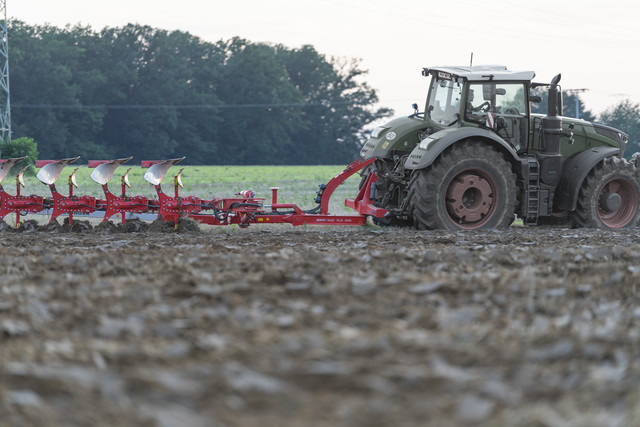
[
  {"left": 404, "top": 127, "right": 520, "bottom": 170},
  {"left": 555, "top": 146, "right": 619, "bottom": 211}
]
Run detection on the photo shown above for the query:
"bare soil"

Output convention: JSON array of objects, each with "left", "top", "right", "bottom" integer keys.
[{"left": 1, "top": 221, "right": 640, "bottom": 426}]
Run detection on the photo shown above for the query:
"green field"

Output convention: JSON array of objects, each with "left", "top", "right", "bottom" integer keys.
[{"left": 7, "top": 164, "right": 363, "bottom": 223}]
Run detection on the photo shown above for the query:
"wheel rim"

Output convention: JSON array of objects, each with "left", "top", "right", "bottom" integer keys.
[
  {"left": 445, "top": 169, "right": 498, "bottom": 229},
  {"left": 597, "top": 177, "right": 638, "bottom": 228}
]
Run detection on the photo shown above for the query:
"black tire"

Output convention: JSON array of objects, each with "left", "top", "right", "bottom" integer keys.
[
  {"left": 407, "top": 140, "right": 517, "bottom": 230},
  {"left": 360, "top": 159, "right": 412, "bottom": 227},
  {"left": 573, "top": 156, "right": 640, "bottom": 229}
]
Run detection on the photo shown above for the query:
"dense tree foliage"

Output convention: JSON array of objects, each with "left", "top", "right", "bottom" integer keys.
[
  {"left": 599, "top": 100, "right": 640, "bottom": 158},
  {"left": 8, "top": 22, "right": 392, "bottom": 165}
]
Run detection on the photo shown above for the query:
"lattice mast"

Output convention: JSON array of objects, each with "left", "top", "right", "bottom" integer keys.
[{"left": 0, "top": 0, "right": 10, "bottom": 144}]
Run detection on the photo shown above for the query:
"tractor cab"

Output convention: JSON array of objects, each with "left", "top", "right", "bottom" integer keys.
[
  {"left": 360, "top": 65, "right": 537, "bottom": 161},
  {"left": 423, "top": 66, "right": 536, "bottom": 152}
]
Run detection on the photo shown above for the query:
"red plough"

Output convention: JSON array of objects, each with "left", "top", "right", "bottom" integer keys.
[
  {"left": 36, "top": 157, "right": 99, "bottom": 225},
  {"left": 0, "top": 157, "right": 45, "bottom": 225},
  {"left": 90, "top": 157, "right": 150, "bottom": 223},
  {"left": 0, "top": 156, "right": 389, "bottom": 228}
]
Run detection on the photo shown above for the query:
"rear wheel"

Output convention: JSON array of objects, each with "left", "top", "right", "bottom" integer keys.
[
  {"left": 573, "top": 156, "right": 640, "bottom": 229},
  {"left": 408, "top": 141, "right": 517, "bottom": 230}
]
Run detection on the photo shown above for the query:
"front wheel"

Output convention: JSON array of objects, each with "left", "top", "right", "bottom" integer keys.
[
  {"left": 408, "top": 141, "right": 517, "bottom": 230},
  {"left": 573, "top": 156, "right": 640, "bottom": 229}
]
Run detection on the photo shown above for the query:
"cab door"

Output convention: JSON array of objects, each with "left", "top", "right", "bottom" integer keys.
[{"left": 465, "top": 82, "right": 529, "bottom": 152}]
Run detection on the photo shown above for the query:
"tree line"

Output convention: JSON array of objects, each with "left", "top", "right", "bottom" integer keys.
[{"left": 7, "top": 22, "right": 392, "bottom": 165}]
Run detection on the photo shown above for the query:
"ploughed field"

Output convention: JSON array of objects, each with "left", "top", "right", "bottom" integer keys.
[{"left": 1, "top": 221, "right": 640, "bottom": 426}]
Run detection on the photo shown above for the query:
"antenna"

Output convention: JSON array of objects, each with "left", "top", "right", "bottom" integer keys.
[
  {"left": 469, "top": 52, "right": 473, "bottom": 67},
  {"left": 0, "top": 0, "right": 10, "bottom": 145}
]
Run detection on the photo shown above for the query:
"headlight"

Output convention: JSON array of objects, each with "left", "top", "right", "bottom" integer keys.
[
  {"left": 418, "top": 137, "right": 435, "bottom": 150},
  {"left": 371, "top": 126, "right": 386, "bottom": 138}
]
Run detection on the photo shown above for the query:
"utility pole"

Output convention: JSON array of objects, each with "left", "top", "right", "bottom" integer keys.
[
  {"left": 0, "top": 0, "right": 10, "bottom": 147},
  {"left": 566, "top": 88, "right": 588, "bottom": 119}
]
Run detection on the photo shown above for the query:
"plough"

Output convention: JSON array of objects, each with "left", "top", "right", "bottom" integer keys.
[{"left": 0, "top": 156, "right": 389, "bottom": 228}]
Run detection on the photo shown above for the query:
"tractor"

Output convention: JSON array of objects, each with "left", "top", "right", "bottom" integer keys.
[{"left": 360, "top": 65, "right": 638, "bottom": 229}]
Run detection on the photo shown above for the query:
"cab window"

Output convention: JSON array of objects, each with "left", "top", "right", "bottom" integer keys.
[
  {"left": 465, "top": 83, "right": 526, "bottom": 122},
  {"left": 427, "top": 78, "right": 462, "bottom": 126}
]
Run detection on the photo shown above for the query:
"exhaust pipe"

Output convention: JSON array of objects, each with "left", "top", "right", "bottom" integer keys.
[
  {"left": 547, "top": 74, "right": 562, "bottom": 118},
  {"left": 539, "top": 73, "right": 563, "bottom": 187},
  {"left": 542, "top": 74, "right": 563, "bottom": 155}
]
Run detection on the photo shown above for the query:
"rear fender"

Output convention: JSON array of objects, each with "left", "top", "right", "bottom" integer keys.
[
  {"left": 555, "top": 146, "right": 619, "bottom": 211},
  {"left": 404, "top": 127, "right": 519, "bottom": 170}
]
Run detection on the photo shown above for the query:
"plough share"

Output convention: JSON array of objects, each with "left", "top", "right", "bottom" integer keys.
[{"left": 0, "top": 156, "right": 389, "bottom": 228}]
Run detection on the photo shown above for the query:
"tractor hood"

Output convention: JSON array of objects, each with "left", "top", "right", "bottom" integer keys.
[
  {"left": 532, "top": 114, "right": 628, "bottom": 158},
  {"left": 360, "top": 116, "right": 434, "bottom": 160}
]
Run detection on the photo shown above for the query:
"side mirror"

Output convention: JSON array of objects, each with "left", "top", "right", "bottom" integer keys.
[
  {"left": 412, "top": 103, "right": 418, "bottom": 113},
  {"left": 530, "top": 95, "right": 542, "bottom": 103}
]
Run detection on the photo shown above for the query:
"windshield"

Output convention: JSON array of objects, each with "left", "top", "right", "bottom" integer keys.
[{"left": 427, "top": 78, "right": 462, "bottom": 126}]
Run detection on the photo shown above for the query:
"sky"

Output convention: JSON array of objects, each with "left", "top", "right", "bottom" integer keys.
[{"left": 8, "top": 0, "right": 640, "bottom": 119}]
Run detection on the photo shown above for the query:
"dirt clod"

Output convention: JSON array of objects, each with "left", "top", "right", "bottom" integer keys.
[
  {"left": 17, "top": 219, "right": 39, "bottom": 232},
  {"left": 146, "top": 216, "right": 201, "bottom": 233},
  {"left": 0, "top": 219, "right": 14, "bottom": 232}
]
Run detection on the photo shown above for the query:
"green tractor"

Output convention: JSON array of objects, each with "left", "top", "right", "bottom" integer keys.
[{"left": 360, "top": 65, "right": 638, "bottom": 229}]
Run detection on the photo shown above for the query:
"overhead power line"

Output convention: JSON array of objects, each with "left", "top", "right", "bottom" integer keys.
[{"left": 11, "top": 101, "right": 363, "bottom": 110}]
